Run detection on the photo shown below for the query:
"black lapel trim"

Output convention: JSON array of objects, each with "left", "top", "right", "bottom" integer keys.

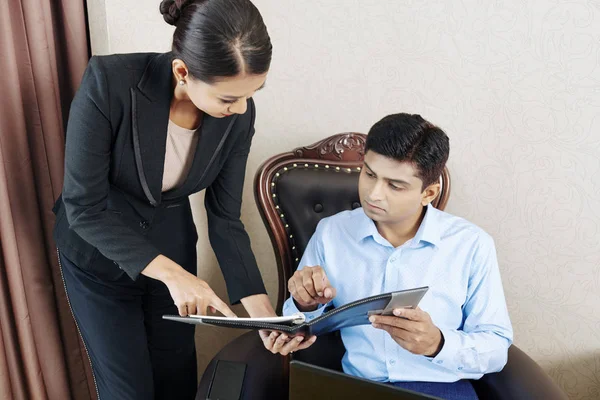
[
  {"left": 197, "top": 115, "right": 239, "bottom": 184},
  {"left": 131, "top": 88, "right": 158, "bottom": 207},
  {"left": 168, "top": 114, "right": 240, "bottom": 198}
]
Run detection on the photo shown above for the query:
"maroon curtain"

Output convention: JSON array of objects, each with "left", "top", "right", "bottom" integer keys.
[{"left": 0, "top": 0, "right": 95, "bottom": 398}]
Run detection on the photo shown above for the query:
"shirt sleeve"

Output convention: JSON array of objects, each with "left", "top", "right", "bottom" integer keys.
[
  {"left": 430, "top": 232, "right": 513, "bottom": 376},
  {"left": 282, "top": 220, "right": 331, "bottom": 320},
  {"left": 205, "top": 98, "right": 267, "bottom": 305}
]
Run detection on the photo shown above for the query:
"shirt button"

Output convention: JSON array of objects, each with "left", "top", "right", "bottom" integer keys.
[
  {"left": 458, "top": 367, "right": 463, "bottom": 371},
  {"left": 389, "top": 359, "right": 396, "bottom": 365},
  {"left": 139, "top": 221, "right": 149, "bottom": 229},
  {"left": 390, "top": 257, "right": 396, "bottom": 263},
  {"left": 436, "top": 360, "right": 443, "bottom": 364}
]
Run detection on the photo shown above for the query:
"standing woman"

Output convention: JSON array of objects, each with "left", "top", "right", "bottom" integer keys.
[{"left": 52, "top": 0, "right": 275, "bottom": 398}]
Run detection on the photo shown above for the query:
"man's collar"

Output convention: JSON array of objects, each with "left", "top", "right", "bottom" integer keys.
[
  {"left": 412, "top": 204, "right": 441, "bottom": 247},
  {"left": 353, "top": 209, "right": 381, "bottom": 242},
  {"left": 353, "top": 204, "right": 441, "bottom": 248}
]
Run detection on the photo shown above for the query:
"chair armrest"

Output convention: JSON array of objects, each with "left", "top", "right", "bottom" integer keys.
[
  {"left": 291, "top": 331, "right": 345, "bottom": 372},
  {"left": 197, "top": 331, "right": 288, "bottom": 400},
  {"left": 471, "top": 345, "right": 568, "bottom": 400}
]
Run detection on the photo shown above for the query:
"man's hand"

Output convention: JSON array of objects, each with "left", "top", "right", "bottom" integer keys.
[
  {"left": 369, "top": 307, "right": 443, "bottom": 357},
  {"left": 288, "top": 265, "right": 336, "bottom": 312},
  {"left": 260, "top": 330, "right": 317, "bottom": 356}
]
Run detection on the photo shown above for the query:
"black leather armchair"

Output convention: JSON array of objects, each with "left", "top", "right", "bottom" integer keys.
[{"left": 197, "top": 133, "right": 567, "bottom": 400}]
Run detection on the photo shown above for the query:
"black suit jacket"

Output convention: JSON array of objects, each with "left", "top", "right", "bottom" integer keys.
[{"left": 53, "top": 52, "right": 266, "bottom": 304}]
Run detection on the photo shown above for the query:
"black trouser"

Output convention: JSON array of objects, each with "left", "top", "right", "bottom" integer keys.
[{"left": 58, "top": 251, "right": 197, "bottom": 400}]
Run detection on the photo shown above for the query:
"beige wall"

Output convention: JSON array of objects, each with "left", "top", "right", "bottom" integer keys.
[{"left": 88, "top": 1, "right": 600, "bottom": 398}]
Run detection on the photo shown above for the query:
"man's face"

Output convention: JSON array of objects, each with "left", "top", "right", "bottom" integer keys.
[{"left": 359, "top": 151, "right": 438, "bottom": 226}]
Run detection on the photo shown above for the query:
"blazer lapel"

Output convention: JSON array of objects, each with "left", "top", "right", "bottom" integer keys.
[
  {"left": 131, "top": 52, "right": 242, "bottom": 204},
  {"left": 163, "top": 114, "right": 239, "bottom": 199},
  {"left": 131, "top": 52, "right": 173, "bottom": 206}
]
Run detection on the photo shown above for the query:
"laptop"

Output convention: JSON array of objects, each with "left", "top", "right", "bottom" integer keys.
[{"left": 289, "top": 360, "right": 442, "bottom": 400}]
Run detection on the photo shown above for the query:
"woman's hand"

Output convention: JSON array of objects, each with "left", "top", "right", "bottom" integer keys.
[
  {"left": 142, "top": 255, "right": 236, "bottom": 317},
  {"left": 241, "top": 294, "right": 276, "bottom": 318}
]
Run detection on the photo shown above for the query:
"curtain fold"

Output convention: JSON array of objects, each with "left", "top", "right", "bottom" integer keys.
[{"left": 0, "top": 0, "right": 94, "bottom": 398}]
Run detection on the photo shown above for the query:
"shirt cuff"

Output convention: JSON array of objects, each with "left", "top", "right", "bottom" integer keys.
[
  {"left": 284, "top": 298, "right": 329, "bottom": 321},
  {"left": 428, "top": 328, "right": 461, "bottom": 372}
]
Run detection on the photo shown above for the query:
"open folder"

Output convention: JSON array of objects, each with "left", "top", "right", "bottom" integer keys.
[{"left": 163, "top": 286, "right": 428, "bottom": 336}]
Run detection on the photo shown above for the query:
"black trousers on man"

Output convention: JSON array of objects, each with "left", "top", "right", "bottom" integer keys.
[{"left": 59, "top": 251, "right": 197, "bottom": 400}]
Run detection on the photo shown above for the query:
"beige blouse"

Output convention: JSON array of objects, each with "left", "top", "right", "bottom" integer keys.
[{"left": 161, "top": 119, "right": 200, "bottom": 192}]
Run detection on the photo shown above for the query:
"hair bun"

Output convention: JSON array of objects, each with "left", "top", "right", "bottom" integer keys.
[{"left": 159, "top": 0, "right": 195, "bottom": 26}]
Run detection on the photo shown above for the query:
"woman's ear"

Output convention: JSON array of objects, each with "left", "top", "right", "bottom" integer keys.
[{"left": 172, "top": 59, "right": 189, "bottom": 81}]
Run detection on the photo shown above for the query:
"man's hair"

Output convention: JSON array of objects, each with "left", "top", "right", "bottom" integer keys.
[{"left": 365, "top": 113, "right": 450, "bottom": 189}]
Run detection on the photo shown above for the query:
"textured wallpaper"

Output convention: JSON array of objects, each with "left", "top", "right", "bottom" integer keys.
[{"left": 88, "top": 0, "right": 600, "bottom": 398}]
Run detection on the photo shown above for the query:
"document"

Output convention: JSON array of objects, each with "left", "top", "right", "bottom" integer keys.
[{"left": 163, "top": 286, "right": 429, "bottom": 336}]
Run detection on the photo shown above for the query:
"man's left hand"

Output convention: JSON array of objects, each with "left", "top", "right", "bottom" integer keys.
[{"left": 369, "top": 307, "right": 443, "bottom": 357}]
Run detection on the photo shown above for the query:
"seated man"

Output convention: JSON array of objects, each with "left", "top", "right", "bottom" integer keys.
[{"left": 261, "top": 113, "right": 513, "bottom": 400}]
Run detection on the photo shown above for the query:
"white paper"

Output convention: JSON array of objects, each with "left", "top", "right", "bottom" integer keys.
[{"left": 188, "top": 312, "right": 306, "bottom": 325}]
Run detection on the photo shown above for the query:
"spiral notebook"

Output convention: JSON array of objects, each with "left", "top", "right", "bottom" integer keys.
[{"left": 163, "top": 286, "right": 428, "bottom": 336}]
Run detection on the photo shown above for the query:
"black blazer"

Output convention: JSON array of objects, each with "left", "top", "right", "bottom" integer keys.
[{"left": 53, "top": 52, "right": 266, "bottom": 304}]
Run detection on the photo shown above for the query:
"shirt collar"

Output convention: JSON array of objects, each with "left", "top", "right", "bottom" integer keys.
[
  {"left": 352, "top": 208, "right": 381, "bottom": 242},
  {"left": 353, "top": 204, "right": 441, "bottom": 248},
  {"left": 412, "top": 204, "right": 441, "bottom": 248}
]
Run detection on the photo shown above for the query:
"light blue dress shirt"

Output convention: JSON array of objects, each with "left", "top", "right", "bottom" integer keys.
[{"left": 283, "top": 205, "right": 513, "bottom": 383}]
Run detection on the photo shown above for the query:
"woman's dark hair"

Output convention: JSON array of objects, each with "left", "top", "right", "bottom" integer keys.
[
  {"left": 159, "top": 0, "right": 272, "bottom": 83},
  {"left": 365, "top": 113, "right": 450, "bottom": 189}
]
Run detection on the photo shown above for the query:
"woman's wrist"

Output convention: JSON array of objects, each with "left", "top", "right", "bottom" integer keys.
[
  {"left": 141, "top": 254, "right": 184, "bottom": 283},
  {"left": 240, "top": 294, "right": 276, "bottom": 318}
]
